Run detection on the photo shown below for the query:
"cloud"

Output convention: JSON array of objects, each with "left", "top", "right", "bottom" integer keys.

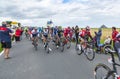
[{"left": 0, "top": 0, "right": 120, "bottom": 27}]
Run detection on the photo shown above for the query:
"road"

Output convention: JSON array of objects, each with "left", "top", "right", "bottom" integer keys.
[{"left": 0, "top": 37, "right": 120, "bottom": 79}]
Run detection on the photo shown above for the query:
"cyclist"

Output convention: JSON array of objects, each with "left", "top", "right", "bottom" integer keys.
[
  {"left": 53, "top": 26, "right": 59, "bottom": 48},
  {"left": 79, "top": 26, "right": 93, "bottom": 48},
  {"left": 31, "top": 27, "right": 39, "bottom": 46},
  {"left": 68, "top": 27, "right": 73, "bottom": 39},
  {"left": 80, "top": 26, "right": 92, "bottom": 41},
  {"left": 75, "top": 25, "right": 79, "bottom": 44},
  {"left": 24, "top": 26, "right": 29, "bottom": 38},
  {"left": 42, "top": 28, "right": 49, "bottom": 47},
  {"left": 37, "top": 27, "right": 43, "bottom": 40},
  {"left": 71, "top": 27, "right": 75, "bottom": 41},
  {"left": 57, "top": 26, "right": 63, "bottom": 45}
]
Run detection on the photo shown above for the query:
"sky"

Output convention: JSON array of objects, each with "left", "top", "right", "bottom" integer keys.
[{"left": 0, "top": 0, "right": 120, "bottom": 28}]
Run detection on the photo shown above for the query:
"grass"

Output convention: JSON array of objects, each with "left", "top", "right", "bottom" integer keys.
[{"left": 0, "top": 43, "right": 3, "bottom": 52}]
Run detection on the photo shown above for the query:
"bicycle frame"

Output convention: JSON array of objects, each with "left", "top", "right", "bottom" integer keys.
[{"left": 105, "top": 48, "right": 120, "bottom": 79}]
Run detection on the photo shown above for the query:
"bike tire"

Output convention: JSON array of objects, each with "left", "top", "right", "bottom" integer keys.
[
  {"left": 84, "top": 47, "right": 95, "bottom": 61},
  {"left": 94, "top": 63, "right": 114, "bottom": 79},
  {"left": 103, "top": 45, "right": 113, "bottom": 54},
  {"left": 45, "top": 43, "right": 49, "bottom": 53},
  {"left": 33, "top": 40, "right": 37, "bottom": 51},
  {"left": 35, "top": 45, "right": 37, "bottom": 51},
  {"left": 67, "top": 39, "right": 71, "bottom": 49},
  {"left": 75, "top": 44, "right": 82, "bottom": 55},
  {"left": 60, "top": 41, "right": 64, "bottom": 52}
]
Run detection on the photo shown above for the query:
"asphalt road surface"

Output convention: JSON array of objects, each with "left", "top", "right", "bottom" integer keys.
[{"left": 0, "top": 36, "right": 120, "bottom": 79}]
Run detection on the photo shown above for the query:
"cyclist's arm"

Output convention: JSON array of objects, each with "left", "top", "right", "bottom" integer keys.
[{"left": 88, "top": 32, "right": 93, "bottom": 40}]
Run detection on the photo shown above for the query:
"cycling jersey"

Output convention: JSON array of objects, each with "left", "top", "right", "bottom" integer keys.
[
  {"left": 57, "top": 30, "right": 63, "bottom": 38},
  {"left": 64, "top": 28, "right": 71, "bottom": 37},
  {"left": 43, "top": 29, "right": 48, "bottom": 35},
  {"left": 38, "top": 27, "right": 43, "bottom": 33},
  {"left": 53, "top": 27, "right": 58, "bottom": 35},
  {"left": 31, "top": 30, "right": 39, "bottom": 37},
  {"left": 80, "top": 29, "right": 92, "bottom": 41}
]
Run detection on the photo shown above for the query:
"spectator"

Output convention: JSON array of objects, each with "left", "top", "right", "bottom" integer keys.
[
  {"left": 94, "top": 28, "right": 102, "bottom": 46},
  {"left": 112, "top": 27, "right": 118, "bottom": 50},
  {"left": 115, "top": 32, "right": 120, "bottom": 61},
  {"left": 0, "top": 22, "right": 13, "bottom": 59},
  {"left": 15, "top": 27, "right": 22, "bottom": 42},
  {"left": 104, "top": 36, "right": 112, "bottom": 45}
]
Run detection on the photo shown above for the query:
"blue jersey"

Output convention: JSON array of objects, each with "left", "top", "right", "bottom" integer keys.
[
  {"left": 53, "top": 28, "right": 58, "bottom": 35},
  {"left": 0, "top": 26, "right": 12, "bottom": 42},
  {"left": 38, "top": 27, "right": 43, "bottom": 33}
]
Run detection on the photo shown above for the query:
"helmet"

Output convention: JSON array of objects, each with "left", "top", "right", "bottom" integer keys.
[
  {"left": 68, "top": 26, "right": 70, "bottom": 29},
  {"left": 86, "top": 26, "right": 90, "bottom": 30},
  {"left": 34, "top": 27, "right": 37, "bottom": 30}
]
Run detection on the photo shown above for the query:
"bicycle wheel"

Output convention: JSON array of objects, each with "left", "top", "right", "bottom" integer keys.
[
  {"left": 75, "top": 44, "right": 83, "bottom": 55},
  {"left": 84, "top": 46, "right": 95, "bottom": 61},
  {"left": 94, "top": 63, "right": 114, "bottom": 79},
  {"left": 67, "top": 38, "right": 71, "bottom": 49},
  {"left": 33, "top": 40, "right": 37, "bottom": 51},
  {"left": 60, "top": 41, "right": 64, "bottom": 52},
  {"left": 45, "top": 42, "right": 49, "bottom": 53},
  {"left": 34, "top": 44, "right": 37, "bottom": 51},
  {"left": 103, "top": 45, "right": 113, "bottom": 54}
]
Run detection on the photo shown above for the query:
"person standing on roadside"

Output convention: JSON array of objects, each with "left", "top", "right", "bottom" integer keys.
[
  {"left": 15, "top": 27, "right": 22, "bottom": 42},
  {"left": 112, "top": 27, "right": 118, "bottom": 51},
  {"left": 0, "top": 22, "right": 13, "bottom": 59},
  {"left": 94, "top": 28, "right": 102, "bottom": 47}
]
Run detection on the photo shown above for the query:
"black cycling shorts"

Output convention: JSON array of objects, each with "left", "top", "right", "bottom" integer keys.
[
  {"left": 44, "top": 35, "right": 48, "bottom": 38},
  {"left": 1, "top": 42, "right": 12, "bottom": 48}
]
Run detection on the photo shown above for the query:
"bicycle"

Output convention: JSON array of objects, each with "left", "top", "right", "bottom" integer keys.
[
  {"left": 32, "top": 36, "right": 38, "bottom": 51},
  {"left": 25, "top": 31, "right": 29, "bottom": 38},
  {"left": 44, "top": 37, "right": 52, "bottom": 53},
  {"left": 76, "top": 38, "right": 95, "bottom": 61},
  {"left": 59, "top": 36, "right": 65, "bottom": 52},
  {"left": 58, "top": 34, "right": 71, "bottom": 52},
  {"left": 94, "top": 48, "right": 120, "bottom": 79}
]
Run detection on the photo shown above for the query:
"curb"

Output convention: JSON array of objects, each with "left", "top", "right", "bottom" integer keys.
[{"left": 0, "top": 50, "right": 4, "bottom": 56}]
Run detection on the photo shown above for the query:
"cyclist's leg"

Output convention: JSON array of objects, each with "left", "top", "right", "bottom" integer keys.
[
  {"left": 42, "top": 35, "right": 46, "bottom": 45},
  {"left": 35, "top": 36, "right": 39, "bottom": 45},
  {"left": 115, "top": 41, "right": 120, "bottom": 61},
  {"left": 31, "top": 34, "right": 34, "bottom": 44},
  {"left": 75, "top": 34, "right": 79, "bottom": 45},
  {"left": 56, "top": 35, "right": 60, "bottom": 45},
  {"left": 57, "top": 35, "right": 61, "bottom": 46}
]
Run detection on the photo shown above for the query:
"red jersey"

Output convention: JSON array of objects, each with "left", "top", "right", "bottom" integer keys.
[
  {"left": 112, "top": 30, "right": 118, "bottom": 42},
  {"left": 80, "top": 29, "right": 92, "bottom": 39},
  {"left": 15, "top": 29, "right": 22, "bottom": 37}
]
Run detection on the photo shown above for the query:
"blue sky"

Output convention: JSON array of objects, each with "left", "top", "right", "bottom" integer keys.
[
  {"left": 0, "top": 0, "right": 120, "bottom": 28},
  {"left": 63, "top": 0, "right": 70, "bottom": 3}
]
